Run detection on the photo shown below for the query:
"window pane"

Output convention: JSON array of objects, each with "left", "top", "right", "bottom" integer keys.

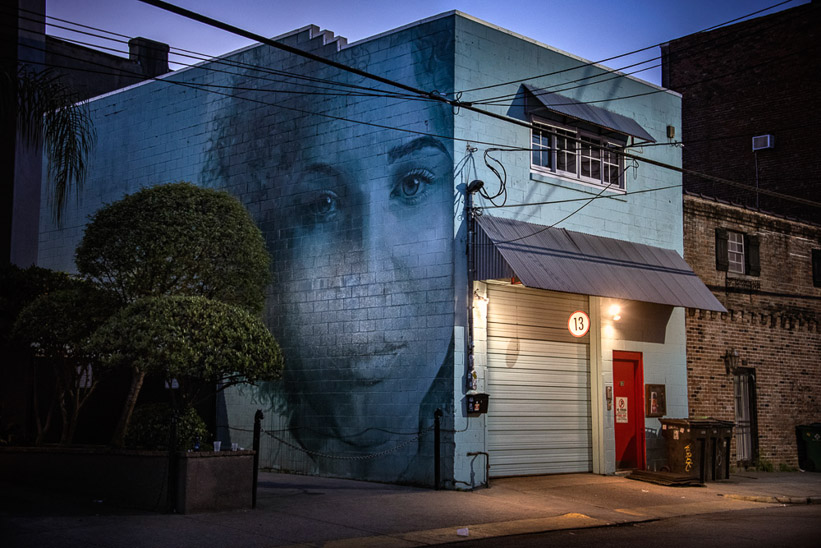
[
  {"left": 607, "top": 164, "right": 620, "bottom": 185},
  {"left": 580, "top": 137, "right": 601, "bottom": 181},
  {"left": 728, "top": 231, "right": 745, "bottom": 273},
  {"left": 556, "top": 130, "right": 577, "bottom": 174},
  {"left": 590, "top": 158, "right": 601, "bottom": 180},
  {"left": 531, "top": 126, "right": 552, "bottom": 169}
]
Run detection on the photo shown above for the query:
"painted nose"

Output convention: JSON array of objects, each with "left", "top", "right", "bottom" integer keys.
[{"left": 363, "top": 196, "right": 393, "bottom": 274}]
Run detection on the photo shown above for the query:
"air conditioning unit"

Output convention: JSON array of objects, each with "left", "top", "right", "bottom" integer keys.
[{"left": 752, "top": 134, "right": 774, "bottom": 151}]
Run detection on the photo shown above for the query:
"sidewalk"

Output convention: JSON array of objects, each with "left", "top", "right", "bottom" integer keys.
[{"left": 3, "top": 470, "right": 821, "bottom": 547}]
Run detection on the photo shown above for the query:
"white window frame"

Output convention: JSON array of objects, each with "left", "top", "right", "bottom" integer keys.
[
  {"left": 530, "top": 120, "right": 625, "bottom": 190},
  {"left": 728, "top": 231, "right": 745, "bottom": 274}
]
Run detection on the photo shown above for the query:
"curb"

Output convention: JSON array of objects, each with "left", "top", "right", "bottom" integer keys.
[{"left": 722, "top": 494, "right": 821, "bottom": 505}]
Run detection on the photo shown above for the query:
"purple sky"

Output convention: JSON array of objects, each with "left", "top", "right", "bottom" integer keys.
[{"left": 46, "top": 0, "right": 806, "bottom": 86}]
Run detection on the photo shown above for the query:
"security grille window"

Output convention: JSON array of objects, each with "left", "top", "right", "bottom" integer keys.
[
  {"left": 716, "top": 228, "right": 760, "bottom": 276},
  {"left": 531, "top": 121, "right": 623, "bottom": 189},
  {"left": 727, "top": 231, "right": 745, "bottom": 274}
]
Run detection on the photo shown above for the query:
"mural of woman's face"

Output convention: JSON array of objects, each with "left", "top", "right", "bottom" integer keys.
[
  {"left": 209, "top": 33, "right": 454, "bottom": 476},
  {"left": 273, "top": 119, "right": 453, "bottom": 450}
]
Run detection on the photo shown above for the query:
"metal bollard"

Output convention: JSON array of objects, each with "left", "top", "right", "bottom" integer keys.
[
  {"left": 252, "top": 409, "right": 263, "bottom": 508},
  {"left": 434, "top": 408, "right": 442, "bottom": 490}
]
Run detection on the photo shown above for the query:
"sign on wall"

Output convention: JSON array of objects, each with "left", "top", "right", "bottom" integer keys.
[
  {"left": 616, "top": 397, "right": 629, "bottom": 423},
  {"left": 568, "top": 310, "right": 590, "bottom": 337}
]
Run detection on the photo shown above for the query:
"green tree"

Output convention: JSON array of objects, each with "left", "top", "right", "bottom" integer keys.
[
  {"left": 13, "top": 283, "right": 118, "bottom": 444},
  {"left": 0, "top": 264, "right": 76, "bottom": 444},
  {"left": 90, "top": 296, "right": 283, "bottom": 409},
  {"left": 75, "top": 182, "right": 269, "bottom": 313},
  {"left": 75, "top": 182, "right": 272, "bottom": 445}
]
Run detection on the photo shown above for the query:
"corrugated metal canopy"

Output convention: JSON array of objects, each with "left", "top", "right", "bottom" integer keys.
[
  {"left": 475, "top": 215, "right": 725, "bottom": 312},
  {"left": 524, "top": 84, "right": 656, "bottom": 143}
]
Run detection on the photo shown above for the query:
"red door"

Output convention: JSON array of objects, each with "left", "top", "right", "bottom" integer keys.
[{"left": 613, "top": 351, "right": 645, "bottom": 470}]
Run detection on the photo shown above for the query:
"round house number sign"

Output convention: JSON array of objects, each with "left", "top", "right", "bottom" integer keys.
[{"left": 568, "top": 310, "right": 590, "bottom": 337}]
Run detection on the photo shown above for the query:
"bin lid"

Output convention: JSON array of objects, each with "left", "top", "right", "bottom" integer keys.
[{"left": 689, "top": 419, "right": 735, "bottom": 428}]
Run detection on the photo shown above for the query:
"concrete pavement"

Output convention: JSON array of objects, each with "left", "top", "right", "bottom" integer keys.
[{"left": 3, "top": 470, "right": 820, "bottom": 547}]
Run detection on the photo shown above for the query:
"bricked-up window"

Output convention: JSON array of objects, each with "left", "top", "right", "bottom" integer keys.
[
  {"left": 716, "top": 228, "right": 760, "bottom": 276},
  {"left": 531, "top": 121, "right": 624, "bottom": 189},
  {"left": 813, "top": 249, "right": 821, "bottom": 288}
]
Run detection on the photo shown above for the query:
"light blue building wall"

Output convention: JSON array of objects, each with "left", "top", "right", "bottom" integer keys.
[
  {"left": 449, "top": 14, "right": 686, "bottom": 482},
  {"left": 37, "top": 11, "right": 689, "bottom": 487}
]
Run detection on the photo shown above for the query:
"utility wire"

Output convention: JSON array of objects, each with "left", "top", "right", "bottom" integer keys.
[
  {"left": 9, "top": 4, "right": 817, "bottom": 211},
  {"left": 135, "top": 0, "right": 818, "bottom": 211},
  {"left": 453, "top": 0, "right": 798, "bottom": 96},
  {"left": 13, "top": 46, "right": 818, "bottom": 212},
  {"left": 468, "top": 3, "right": 806, "bottom": 106},
  {"left": 8, "top": 14, "right": 430, "bottom": 102}
]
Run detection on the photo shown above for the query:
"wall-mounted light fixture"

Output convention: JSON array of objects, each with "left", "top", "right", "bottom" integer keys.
[
  {"left": 724, "top": 348, "right": 740, "bottom": 374},
  {"left": 608, "top": 304, "right": 621, "bottom": 321}
]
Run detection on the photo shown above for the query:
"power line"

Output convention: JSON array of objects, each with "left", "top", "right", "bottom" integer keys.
[
  {"left": 7, "top": 14, "right": 430, "bottom": 102},
  {"left": 136, "top": 0, "right": 819, "bottom": 212},
  {"left": 470, "top": 3, "right": 804, "bottom": 109},
  {"left": 467, "top": 2, "right": 806, "bottom": 106},
  {"left": 453, "top": 0, "right": 798, "bottom": 96},
  {"left": 10, "top": 4, "right": 818, "bottom": 213},
  {"left": 482, "top": 184, "right": 682, "bottom": 210},
  {"left": 15, "top": 38, "right": 818, "bottom": 213}
]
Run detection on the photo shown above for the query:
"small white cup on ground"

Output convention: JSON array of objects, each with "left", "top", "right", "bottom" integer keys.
[
  {"left": 213, "top": 441, "right": 221, "bottom": 452},
  {"left": 231, "top": 442, "right": 238, "bottom": 451}
]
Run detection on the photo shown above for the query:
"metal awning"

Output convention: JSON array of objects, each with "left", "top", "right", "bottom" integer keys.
[
  {"left": 475, "top": 215, "right": 725, "bottom": 311},
  {"left": 524, "top": 84, "right": 656, "bottom": 143}
]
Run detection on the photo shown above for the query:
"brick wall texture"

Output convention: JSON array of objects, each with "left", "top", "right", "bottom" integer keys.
[
  {"left": 662, "top": 2, "right": 820, "bottom": 223},
  {"left": 684, "top": 194, "right": 820, "bottom": 468}
]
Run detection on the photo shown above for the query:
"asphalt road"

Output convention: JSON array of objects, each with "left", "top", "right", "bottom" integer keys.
[{"left": 436, "top": 505, "right": 821, "bottom": 548}]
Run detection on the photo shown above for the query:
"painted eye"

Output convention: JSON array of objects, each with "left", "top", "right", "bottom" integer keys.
[
  {"left": 308, "top": 190, "right": 340, "bottom": 220},
  {"left": 392, "top": 169, "right": 434, "bottom": 201}
]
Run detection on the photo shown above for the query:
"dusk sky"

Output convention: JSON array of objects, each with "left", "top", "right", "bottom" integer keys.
[{"left": 46, "top": 0, "right": 806, "bottom": 86}]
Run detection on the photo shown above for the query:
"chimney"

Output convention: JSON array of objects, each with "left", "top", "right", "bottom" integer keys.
[{"left": 128, "top": 37, "right": 169, "bottom": 78}]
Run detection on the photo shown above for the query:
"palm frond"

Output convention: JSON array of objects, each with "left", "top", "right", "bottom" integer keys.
[{"left": 12, "top": 66, "right": 96, "bottom": 224}]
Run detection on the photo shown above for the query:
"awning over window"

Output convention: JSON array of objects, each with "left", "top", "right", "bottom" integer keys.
[
  {"left": 475, "top": 215, "right": 725, "bottom": 311},
  {"left": 524, "top": 84, "right": 656, "bottom": 143}
]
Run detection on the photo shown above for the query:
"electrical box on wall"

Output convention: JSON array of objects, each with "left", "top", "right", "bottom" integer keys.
[
  {"left": 752, "top": 134, "right": 774, "bottom": 151},
  {"left": 467, "top": 393, "right": 489, "bottom": 414}
]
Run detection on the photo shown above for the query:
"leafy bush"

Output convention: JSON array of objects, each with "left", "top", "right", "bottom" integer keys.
[{"left": 125, "top": 403, "right": 209, "bottom": 450}]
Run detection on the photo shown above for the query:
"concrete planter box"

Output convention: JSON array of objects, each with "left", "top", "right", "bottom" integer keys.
[{"left": 0, "top": 446, "right": 254, "bottom": 513}]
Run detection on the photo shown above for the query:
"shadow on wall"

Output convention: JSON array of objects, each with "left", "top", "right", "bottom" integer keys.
[{"left": 603, "top": 299, "right": 674, "bottom": 344}]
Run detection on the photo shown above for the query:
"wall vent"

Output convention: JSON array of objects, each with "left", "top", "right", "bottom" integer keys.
[{"left": 752, "top": 134, "right": 774, "bottom": 151}]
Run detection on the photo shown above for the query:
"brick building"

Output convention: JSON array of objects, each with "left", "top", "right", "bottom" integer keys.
[
  {"left": 683, "top": 194, "right": 820, "bottom": 468},
  {"left": 661, "top": 1, "right": 820, "bottom": 224},
  {"left": 662, "top": 1, "right": 820, "bottom": 469}
]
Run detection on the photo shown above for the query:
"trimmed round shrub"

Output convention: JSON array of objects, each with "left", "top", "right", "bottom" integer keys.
[{"left": 125, "top": 403, "right": 209, "bottom": 450}]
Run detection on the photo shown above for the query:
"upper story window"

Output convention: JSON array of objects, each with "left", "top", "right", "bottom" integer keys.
[
  {"left": 727, "top": 231, "right": 745, "bottom": 274},
  {"left": 524, "top": 84, "right": 655, "bottom": 192},
  {"left": 531, "top": 121, "right": 624, "bottom": 189},
  {"left": 716, "top": 228, "right": 760, "bottom": 276}
]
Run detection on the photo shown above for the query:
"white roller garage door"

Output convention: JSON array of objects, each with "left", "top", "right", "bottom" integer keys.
[{"left": 486, "top": 284, "right": 592, "bottom": 476}]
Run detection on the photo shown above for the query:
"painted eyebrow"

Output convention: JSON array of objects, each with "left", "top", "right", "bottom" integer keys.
[
  {"left": 388, "top": 136, "right": 449, "bottom": 163},
  {"left": 303, "top": 163, "right": 343, "bottom": 178}
]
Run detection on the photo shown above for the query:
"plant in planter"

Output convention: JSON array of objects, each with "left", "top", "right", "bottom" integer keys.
[
  {"left": 89, "top": 295, "right": 284, "bottom": 434},
  {"left": 126, "top": 403, "right": 210, "bottom": 450},
  {"left": 75, "top": 182, "right": 278, "bottom": 445}
]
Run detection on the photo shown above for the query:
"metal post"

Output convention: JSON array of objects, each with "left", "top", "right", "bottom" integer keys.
[
  {"left": 252, "top": 409, "right": 263, "bottom": 508},
  {"left": 434, "top": 408, "right": 442, "bottom": 490},
  {"left": 166, "top": 412, "right": 178, "bottom": 513}
]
